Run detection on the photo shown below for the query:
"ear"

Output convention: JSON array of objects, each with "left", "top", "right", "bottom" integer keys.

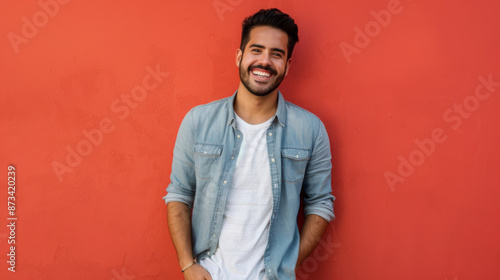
[
  {"left": 284, "top": 58, "right": 292, "bottom": 76},
  {"left": 236, "top": 49, "right": 243, "bottom": 67}
]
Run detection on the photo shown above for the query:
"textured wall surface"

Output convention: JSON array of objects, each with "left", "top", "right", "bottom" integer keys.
[{"left": 1, "top": 0, "right": 500, "bottom": 279}]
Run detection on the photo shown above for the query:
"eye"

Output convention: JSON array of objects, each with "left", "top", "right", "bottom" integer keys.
[
  {"left": 273, "top": 52, "right": 283, "bottom": 58},
  {"left": 251, "top": 49, "right": 261, "bottom": 53}
]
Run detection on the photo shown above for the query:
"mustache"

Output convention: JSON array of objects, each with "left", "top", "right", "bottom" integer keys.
[{"left": 249, "top": 65, "right": 277, "bottom": 75}]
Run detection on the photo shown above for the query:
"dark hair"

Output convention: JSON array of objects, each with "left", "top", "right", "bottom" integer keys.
[{"left": 240, "top": 8, "right": 299, "bottom": 59}]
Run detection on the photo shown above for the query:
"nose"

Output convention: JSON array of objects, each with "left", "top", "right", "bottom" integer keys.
[{"left": 258, "top": 51, "right": 272, "bottom": 66}]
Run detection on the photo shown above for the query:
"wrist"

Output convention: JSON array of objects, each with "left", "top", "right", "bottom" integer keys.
[
  {"left": 181, "top": 259, "right": 197, "bottom": 273},
  {"left": 179, "top": 254, "right": 194, "bottom": 267}
]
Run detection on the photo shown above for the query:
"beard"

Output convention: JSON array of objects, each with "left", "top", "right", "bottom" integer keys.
[{"left": 239, "top": 59, "right": 286, "bottom": 97}]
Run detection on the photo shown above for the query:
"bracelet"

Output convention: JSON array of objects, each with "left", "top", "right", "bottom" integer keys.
[{"left": 181, "top": 259, "right": 196, "bottom": 273}]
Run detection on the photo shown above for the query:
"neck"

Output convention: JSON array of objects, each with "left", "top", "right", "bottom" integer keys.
[{"left": 233, "top": 83, "right": 278, "bottom": 125}]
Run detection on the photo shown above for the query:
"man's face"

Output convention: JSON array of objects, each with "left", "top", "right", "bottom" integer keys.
[{"left": 236, "top": 26, "right": 291, "bottom": 97}]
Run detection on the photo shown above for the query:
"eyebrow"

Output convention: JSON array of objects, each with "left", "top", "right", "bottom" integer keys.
[{"left": 249, "top": 44, "right": 286, "bottom": 55}]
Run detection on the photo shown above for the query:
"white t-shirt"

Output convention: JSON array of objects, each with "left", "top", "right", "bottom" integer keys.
[{"left": 199, "top": 114, "right": 274, "bottom": 280}]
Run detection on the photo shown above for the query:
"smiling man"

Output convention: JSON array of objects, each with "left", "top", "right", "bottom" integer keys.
[{"left": 164, "top": 8, "right": 335, "bottom": 280}]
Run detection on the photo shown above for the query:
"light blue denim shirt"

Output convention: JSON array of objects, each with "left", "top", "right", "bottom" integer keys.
[{"left": 164, "top": 90, "right": 335, "bottom": 280}]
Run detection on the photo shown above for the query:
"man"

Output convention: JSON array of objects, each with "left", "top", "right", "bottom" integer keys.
[{"left": 164, "top": 8, "right": 335, "bottom": 280}]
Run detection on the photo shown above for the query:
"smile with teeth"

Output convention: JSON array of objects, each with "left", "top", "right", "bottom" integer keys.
[{"left": 252, "top": 69, "right": 271, "bottom": 78}]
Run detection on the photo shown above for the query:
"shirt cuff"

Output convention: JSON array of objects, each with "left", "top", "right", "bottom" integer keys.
[
  {"left": 163, "top": 192, "right": 194, "bottom": 209},
  {"left": 304, "top": 201, "right": 335, "bottom": 222}
]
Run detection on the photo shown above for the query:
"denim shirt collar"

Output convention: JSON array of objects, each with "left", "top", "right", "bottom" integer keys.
[{"left": 226, "top": 89, "right": 286, "bottom": 127}]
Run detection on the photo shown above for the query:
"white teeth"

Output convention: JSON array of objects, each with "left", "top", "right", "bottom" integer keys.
[{"left": 252, "top": 70, "right": 270, "bottom": 78}]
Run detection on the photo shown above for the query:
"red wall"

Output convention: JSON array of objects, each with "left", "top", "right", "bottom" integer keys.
[{"left": 1, "top": 0, "right": 499, "bottom": 279}]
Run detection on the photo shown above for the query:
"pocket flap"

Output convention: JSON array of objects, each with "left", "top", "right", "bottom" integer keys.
[
  {"left": 194, "top": 143, "right": 223, "bottom": 156},
  {"left": 281, "top": 148, "right": 310, "bottom": 160}
]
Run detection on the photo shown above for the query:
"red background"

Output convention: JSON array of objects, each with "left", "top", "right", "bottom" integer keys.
[{"left": 1, "top": 0, "right": 500, "bottom": 279}]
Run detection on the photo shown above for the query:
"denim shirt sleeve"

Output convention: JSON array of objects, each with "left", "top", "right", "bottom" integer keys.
[
  {"left": 302, "top": 120, "right": 335, "bottom": 222},
  {"left": 163, "top": 109, "right": 196, "bottom": 208}
]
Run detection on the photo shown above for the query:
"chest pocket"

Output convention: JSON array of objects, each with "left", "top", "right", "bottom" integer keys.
[
  {"left": 194, "top": 143, "right": 223, "bottom": 180},
  {"left": 281, "top": 148, "right": 311, "bottom": 183}
]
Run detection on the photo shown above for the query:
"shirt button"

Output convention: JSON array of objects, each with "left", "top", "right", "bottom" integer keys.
[
  {"left": 231, "top": 156, "right": 234, "bottom": 160},
  {"left": 237, "top": 134, "right": 241, "bottom": 138},
  {"left": 271, "top": 158, "right": 275, "bottom": 162},
  {"left": 223, "top": 180, "right": 227, "bottom": 184},
  {"left": 212, "top": 233, "right": 216, "bottom": 237},
  {"left": 268, "top": 132, "right": 272, "bottom": 136},
  {"left": 207, "top": 252, "right": 210, "bottom": 255}
]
